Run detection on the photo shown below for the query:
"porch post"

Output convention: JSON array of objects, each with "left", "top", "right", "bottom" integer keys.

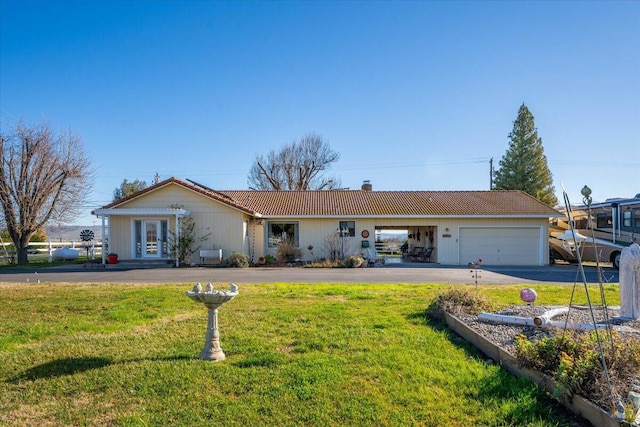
[
  {"left": 101, "top": 215, "right": 107, "bottom": 265},
  {"left": 175, "top": 214, "right": 181, "bottom": 267}
]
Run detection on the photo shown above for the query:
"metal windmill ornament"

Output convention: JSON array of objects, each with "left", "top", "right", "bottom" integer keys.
[{"left": 80, "top": 229, "right": 94, "bottom": 260}]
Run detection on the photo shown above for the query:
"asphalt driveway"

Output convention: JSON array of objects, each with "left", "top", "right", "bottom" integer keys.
[{"left": 0, "top": 263, "right": 619, "bottom": 285}]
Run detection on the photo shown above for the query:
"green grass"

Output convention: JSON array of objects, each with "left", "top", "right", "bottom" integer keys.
[
  {"left": 0, "top": 256, "right": 99, "bottom": 269},
  {"left": 0, "top": 282, "right": 618, "bottom": 426}
]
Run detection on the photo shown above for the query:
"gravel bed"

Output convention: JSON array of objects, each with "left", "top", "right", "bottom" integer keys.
[{"left": 455, "top": 304, "right": 640, "bottom": 356}]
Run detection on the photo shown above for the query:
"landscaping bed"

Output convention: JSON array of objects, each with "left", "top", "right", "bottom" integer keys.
[{"left": 434, "top": 291, "right": 640, "bottom": 426}]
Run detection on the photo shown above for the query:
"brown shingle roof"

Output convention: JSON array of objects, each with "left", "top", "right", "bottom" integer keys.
[
  {"left": 98, "top": 177, "right": 260, "bottom": 216},
  {"left": 219, "top": 189, "right": 560, "bottom": 217},
  {"left": 97, "top": 177, "right": 560, "bottom": 218}
]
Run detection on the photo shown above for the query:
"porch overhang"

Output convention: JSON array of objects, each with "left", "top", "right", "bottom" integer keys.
[{"left": 93, "top": 208, "right": 190, "bottom": 266}]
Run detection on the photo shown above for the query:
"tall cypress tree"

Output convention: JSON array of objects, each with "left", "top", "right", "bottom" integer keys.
[{"left": 493, "top": 103, "right": 558, "bottom": 207}]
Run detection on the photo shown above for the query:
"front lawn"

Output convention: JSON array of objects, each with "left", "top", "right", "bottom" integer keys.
[{"left": 0, "top": 282, "right": 616, "bottom": 426}]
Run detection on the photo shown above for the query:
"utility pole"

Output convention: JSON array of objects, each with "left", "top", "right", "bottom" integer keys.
[{"left": 489, "top": 158, "right": 494, "bottom": 190}]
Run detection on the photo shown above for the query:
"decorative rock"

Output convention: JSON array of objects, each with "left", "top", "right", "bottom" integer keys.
[{"left": 620, "top": 243, "right": 640, "bottom": 320}]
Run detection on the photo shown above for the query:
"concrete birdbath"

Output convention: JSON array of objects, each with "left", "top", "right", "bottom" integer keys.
[{"left": 185, "top": 283, "right": 238, "bottom": 361}]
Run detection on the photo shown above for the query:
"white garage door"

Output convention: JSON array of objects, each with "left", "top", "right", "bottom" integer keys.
[{"left": 459, "top": 227, "right": 541, "bottom": 266}]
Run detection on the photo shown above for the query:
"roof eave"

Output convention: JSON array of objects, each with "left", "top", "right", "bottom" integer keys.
[
  {"left": 258, "top": 214, "right": 561, "bottom": 219},
  {"left": 93, "top": 208, "right": 190, "bottom": 216}
]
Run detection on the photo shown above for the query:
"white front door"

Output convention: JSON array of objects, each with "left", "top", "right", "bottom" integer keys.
[{"left": 143, "top": 220, "right": 161, "bottom": 258}]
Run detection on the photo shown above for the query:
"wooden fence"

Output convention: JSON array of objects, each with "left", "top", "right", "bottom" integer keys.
[{"left": 0, "top": 241, "right": 105, "bottom": 263}]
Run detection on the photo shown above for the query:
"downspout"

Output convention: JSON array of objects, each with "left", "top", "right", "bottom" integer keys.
[
  {"left": 102, "top": 215, "right": 108, "bottom": 265},
  {"left": 175, "top": 214, "right": 181, "bottom": 267}
]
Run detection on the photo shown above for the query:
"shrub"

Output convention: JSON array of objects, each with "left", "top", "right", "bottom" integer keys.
[
  {"left": 426, "top": 286, "right": 495, "bottom": 322},
  {"left": 514, "top": 333, "right": 576, "bottom": 378},
  {"left": 302, "top": 256, "right": 364, "bottom": 269},
  {"left": 275, "top": 239, "right": 302, "bottom": 262},
  {"left": 515, "top": 330, "right": 640, "bottom": 408},
  {"left": 340, "top": 255, "right": 364, "bottom": 268},
  {"left": 168, "top": 214, "right": 211, "bottom": 265},
  {"left": 303, "top": 259, "right": 340, "bottom": 268},
  {"left": 221, "top": 252, "right": 249, "bottom": 268}
]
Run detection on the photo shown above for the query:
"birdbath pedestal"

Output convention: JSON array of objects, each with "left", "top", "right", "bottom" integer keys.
[{"left": 185, "top": 283, "right": 238, "bottom": 361}]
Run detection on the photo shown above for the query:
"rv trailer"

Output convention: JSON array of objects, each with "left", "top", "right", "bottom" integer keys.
[{"left": 549, "top": 193, "right": 640, "bottom": 269}]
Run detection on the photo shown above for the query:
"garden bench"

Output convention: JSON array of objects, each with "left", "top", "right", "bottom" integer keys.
[{"left": 199, "top": 249, "right": 222, "bottom": 264}]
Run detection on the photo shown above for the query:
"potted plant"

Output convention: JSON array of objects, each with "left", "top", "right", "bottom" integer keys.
[{"left": 107, "top": 253, "right": 118, "bottom": 264}]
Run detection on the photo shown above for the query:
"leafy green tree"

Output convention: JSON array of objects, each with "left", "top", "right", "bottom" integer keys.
[
  {"left": 493, "top": 104, "right": 558, "bottom": 207},
  {"left": 29, "top": 228, "right": 48, "bottom": 242},
  {"left": 113, "top": 179, "right": 147, "bottom": 201}
]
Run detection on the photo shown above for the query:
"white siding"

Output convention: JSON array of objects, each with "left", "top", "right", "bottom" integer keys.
[
  {"left": 111, "top": 185, "right": 249, "bottom": 264},
  {"left": 108, "top": 183, "right": 551, "bottom": 266},
  {"left": 278, "top": 217, "right": 549, "bottom": 265}
]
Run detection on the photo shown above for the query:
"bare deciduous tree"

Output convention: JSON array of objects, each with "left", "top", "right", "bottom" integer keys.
[
  {"left": 322, "top": 231, "right": 350, "bottom": 261},
  {"left": 0, "top": 121, "right": 92, "bottom": 264},
  {"left": 248, "top": 133, "right": 340, "bottom": 190}
]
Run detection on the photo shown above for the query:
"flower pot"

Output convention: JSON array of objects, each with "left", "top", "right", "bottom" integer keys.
[{"left": 108, "top": 255, "right": 118, "bottom": 264}]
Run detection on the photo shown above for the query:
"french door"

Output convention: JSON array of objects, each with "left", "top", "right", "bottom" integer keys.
[
  {"left": 143, "top": 220, "right": 160, "bottom": 257},
  {"left": 134, "top": 219, "right": 168, "bottom": 258}
]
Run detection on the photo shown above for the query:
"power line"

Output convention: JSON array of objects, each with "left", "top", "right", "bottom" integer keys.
[
  {"left": 335, "top": 158, "right": 492, "bottom": 172},
  {"left": 551, "top": 160, "right": 640, "bottom": 168}
]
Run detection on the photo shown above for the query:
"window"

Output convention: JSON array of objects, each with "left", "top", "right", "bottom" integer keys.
[
  {"left": 635, "top": 209, "right": 640, "bottom": 229},
  {"left": 135, "top": 220, "right": 142, "bottom": 257},
  {"left": 623, "top": 210, "right": 632, "bottom": 228},
  {"left": 267, "top": 222, "right": 299, "bottom": 248},
  {"left": 596, "top": 213, "right": 612, "bottom": 228},
  {"left": 161, "top": 221, "right": 168, "bottom": 256},
  {"left": 339, "top": 221, "right": 355, "bottom": 237},
  {"left": 574, "top": 215, "right": 589, "bottom": 230}
]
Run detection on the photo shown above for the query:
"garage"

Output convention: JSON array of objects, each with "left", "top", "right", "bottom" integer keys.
[{"left": 459, "top": 227, "right": 542, "bottom": 266}]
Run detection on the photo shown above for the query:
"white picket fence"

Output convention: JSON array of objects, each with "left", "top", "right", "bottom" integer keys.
[{"left": 0, "top": 240, "right": 105, "bottom": 263}]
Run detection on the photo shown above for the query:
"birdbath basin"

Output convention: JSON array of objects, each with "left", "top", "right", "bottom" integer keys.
[{"left": 185, "top": 283, "right": 238, "bottom": 361}]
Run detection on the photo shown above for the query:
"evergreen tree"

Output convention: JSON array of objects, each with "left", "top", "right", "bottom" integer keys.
[
  {"left": 113, "top": 179, "right": 147, "bottom": 201},
  {"left": 493, "top": 104, "right": 558, "bottom": 206}
]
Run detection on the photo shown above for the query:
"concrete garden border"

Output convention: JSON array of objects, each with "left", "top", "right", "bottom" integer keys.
[{"left": 443, "top": 311, "right": 622, "bottom": 427}]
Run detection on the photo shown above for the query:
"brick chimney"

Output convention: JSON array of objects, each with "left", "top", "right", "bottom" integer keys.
[{"left": 361, "top": 180, "right": 372, "bottom": 191}]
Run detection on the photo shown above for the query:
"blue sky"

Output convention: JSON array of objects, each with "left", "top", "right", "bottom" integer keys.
[{"left": 1, "top": 0, "right": 639, "bottom": 225}]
